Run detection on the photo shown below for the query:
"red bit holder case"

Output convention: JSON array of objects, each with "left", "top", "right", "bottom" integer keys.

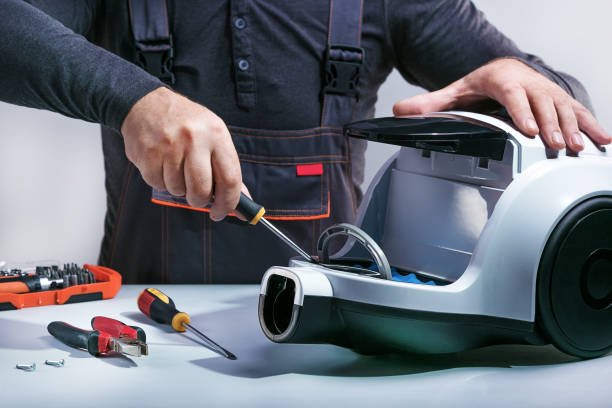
[{"left": 0, "top": 264, "right": 122, "bottom": 311}]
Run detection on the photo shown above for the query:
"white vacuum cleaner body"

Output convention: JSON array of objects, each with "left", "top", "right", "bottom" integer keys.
[{"left": 258, "top": 112, "right": 612, "bottom": 358}]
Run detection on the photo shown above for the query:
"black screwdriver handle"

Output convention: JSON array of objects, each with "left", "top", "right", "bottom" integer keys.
[
  {"left": 236, "top": 192, "right": 266, "bottom": 225},
  {"left": 47, "top": 321, "right": 109, "bottom": 356}
]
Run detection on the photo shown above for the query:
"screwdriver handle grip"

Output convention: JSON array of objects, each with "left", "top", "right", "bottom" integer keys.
[
  {"left": 0, "top": 275, "right": 41, "bottom": 293},
  {"left": 91, "top": 316, "right": 146, "bottom": 343},
  {"left": 137, "top": 288, "right": 190, "bottom": 332},
  {"left": 0, "top": 279, "right": 30, "bottom": 294},
  {"left": 236, "top": 192, "right": 266, "bottom": 225},
  {"left": 47, "top": 321, "right": 111, "bottom": 356}
]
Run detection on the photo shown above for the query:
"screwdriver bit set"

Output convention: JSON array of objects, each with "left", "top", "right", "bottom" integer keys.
[
  {"left": 1, "top": 263, "right": 96, "bottom": 287},
  {"left": 0, "top": 263, "right": 122, "bottom": 311}
]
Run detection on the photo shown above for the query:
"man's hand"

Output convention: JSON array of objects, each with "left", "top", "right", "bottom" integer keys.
[
  {"left": 393, "top": 58, "right": 611, "bottom": 151},
  {"left": 121, "top": 87, "right": 243, "bottom": 221}
]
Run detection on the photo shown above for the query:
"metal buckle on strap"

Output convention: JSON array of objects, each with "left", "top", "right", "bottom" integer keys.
[
  {"left": 136, "top": 35, "right": 175, "bottom": 84},
  {"left": 323, "top": 45, "right": 364, "bottom": 98}
]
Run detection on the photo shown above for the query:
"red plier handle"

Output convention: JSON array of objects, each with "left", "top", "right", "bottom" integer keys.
[
  {"left": 47, "top": 321, "right": 116, "bottom": 356},
  {"left": 91, "top": 316, "right": 147, "bottom": 343}
]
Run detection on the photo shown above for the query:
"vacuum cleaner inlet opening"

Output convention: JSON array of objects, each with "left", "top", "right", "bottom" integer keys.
[{"left": 263, "top": 274, "right": 296, "bottom": 335}]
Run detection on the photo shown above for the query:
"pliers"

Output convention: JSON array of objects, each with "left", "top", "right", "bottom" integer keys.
[{"left": 47, "top": 316, "right": 148, "bottom": 357}]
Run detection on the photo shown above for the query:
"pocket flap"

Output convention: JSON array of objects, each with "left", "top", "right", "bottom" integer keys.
[{"left": 151, "top": 126, "right": 349, "bottom": 221}]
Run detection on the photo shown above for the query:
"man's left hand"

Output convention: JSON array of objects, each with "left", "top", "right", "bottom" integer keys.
[{"left": 393, "top": 58, "right": 611, "bottom": 151}]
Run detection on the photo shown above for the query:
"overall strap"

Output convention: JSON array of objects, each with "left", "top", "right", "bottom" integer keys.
[
  {"left": 128, "top": 0, "right": 175, "bottom": 84},
  {"left": 321, "top": 0, "right": 365, "bottom": 127}
]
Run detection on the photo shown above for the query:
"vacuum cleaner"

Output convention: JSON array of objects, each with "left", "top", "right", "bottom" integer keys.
[{"left": 257, "top": 111, "right": 612, "bottom": 359}]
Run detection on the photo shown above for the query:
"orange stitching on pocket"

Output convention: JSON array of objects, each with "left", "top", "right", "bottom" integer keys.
[
  {"left": 265, "top": 196, "right": 331, "bottom": 221},
  {"left": 264, "top": 183, "right": 327, "bottom": 213},
  {"left": 151, "top": 199, "right": 323, "bottom": 214},
  {"left": 152, "top": 190, "right": 331, "bottom": 220}
]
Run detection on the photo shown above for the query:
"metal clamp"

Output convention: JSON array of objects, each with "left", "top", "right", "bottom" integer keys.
[
  {"left": 136, "top": 35, "right": 175, "bottom": 84},
  {"left": 316, "top": 223, "right": 392, "bottom": 280},
  {"left": 323, "top": 45, "right": 363, "bottom": 98}
]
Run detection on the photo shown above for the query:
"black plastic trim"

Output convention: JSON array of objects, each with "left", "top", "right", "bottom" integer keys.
[
  {"left": 580, "top": 248, "right": 612, "bottom": 310},
  {"left": 64, "top": 292, "right": 103, "bottom": 304},
  {"left": 345, "top": 115, "right": 510, "bottom": 160},
  {"left": 334, "top": 297, "right": 534, "bottom": 332},
  {"left": 260, "top": 293, "right": 543, "bottom": 354},
  {"left": 0, "top": 302, "right": 17, "bottom": 311}
]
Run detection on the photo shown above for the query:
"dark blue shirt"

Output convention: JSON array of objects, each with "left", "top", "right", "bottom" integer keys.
[{"left": 1, "top": 0, "right": 589, "bottom": 134}]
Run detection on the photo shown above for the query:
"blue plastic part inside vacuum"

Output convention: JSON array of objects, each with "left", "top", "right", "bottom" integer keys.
[{"left": 356, "top": 264, "right": 437, "bottom": 286}]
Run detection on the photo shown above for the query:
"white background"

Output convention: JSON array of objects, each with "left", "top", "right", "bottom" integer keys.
[{"left": 1, "top": 1, "right": 611, "bottom": 265}]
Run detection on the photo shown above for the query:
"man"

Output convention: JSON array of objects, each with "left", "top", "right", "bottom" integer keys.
[{"left": 1, "top": 0, "right": 609, "bottom": 283}]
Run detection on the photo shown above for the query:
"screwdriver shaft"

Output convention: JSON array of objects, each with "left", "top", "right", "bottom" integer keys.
[
  {"left": 258, "top": 217, "right": 316, "bottom": 263},
  {"left": 185, "top": 323, "right": 237, "bottom": 360}
]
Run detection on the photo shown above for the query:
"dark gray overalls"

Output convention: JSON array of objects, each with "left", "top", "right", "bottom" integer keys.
[{"left": 99, "top": 0, "right": 367, "bottom": 283}]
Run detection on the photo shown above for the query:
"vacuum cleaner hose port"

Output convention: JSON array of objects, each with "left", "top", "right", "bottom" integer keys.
[
  {"left": 262, "top": 274, "right": 296, "bottom": 335},
  {"left": 259, "top": 270, "right": 342, "bottom": 344}
]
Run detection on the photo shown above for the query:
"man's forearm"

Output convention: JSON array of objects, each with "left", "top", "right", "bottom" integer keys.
[{"left": 0, "top": 0, "right": 163, "bottom": 130}]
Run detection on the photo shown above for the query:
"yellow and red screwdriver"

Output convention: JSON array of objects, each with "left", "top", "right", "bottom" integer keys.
[
  {"left": 136, "top": 195, "right": 311, "bottom": 360},
  {"left": 155, "top": 192, "right": 316, "bottom": 261},
  {"left": 137, "top": 288, "right": 237, "bottom": 360}
]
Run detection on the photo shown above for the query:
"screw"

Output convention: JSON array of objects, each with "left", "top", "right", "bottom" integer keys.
[
  {"left": 16, "top": 363, "right": 36, "bottom": 371},
  {"left": 45, "top": 359, "right": 65, "bottom": 367}
]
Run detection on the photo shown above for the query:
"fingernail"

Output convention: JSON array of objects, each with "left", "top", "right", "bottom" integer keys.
[
  {"left": 526, "top": 118, "right": 538, "bottom": 133},
  {"left": 572, "top": 132, "right": 584, "bottom": 148},
  {"left": 210, "top": 213, "right": 223, "bottom": 222},
  {"left": 552, "top": 131, "right": 564, "bottom": 146}
]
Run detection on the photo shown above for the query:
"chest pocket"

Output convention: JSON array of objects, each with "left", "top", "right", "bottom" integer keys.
[
  {"left": 151, "top": 126, "right": 352, "bottom": 221},
  {"left": 230, "top": 126, "right": 349, "bottom": 220}
]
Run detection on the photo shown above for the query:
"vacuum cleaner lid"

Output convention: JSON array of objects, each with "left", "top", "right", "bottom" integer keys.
[{"left": 345, "top": 114, "right": 510, "bottom": 160}]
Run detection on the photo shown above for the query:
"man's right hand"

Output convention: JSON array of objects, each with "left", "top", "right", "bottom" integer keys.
[{"left": 120, "top": 87, "right": 243, "bottom": 221}]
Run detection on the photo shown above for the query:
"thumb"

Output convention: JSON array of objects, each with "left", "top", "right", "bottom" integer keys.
[{"left": 392, "top": 86, "right": 458, "bottom": 117}]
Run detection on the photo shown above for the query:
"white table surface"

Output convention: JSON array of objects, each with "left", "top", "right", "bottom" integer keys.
[{"left": 0, "top": 285, "right": 610, "bottom": 408}]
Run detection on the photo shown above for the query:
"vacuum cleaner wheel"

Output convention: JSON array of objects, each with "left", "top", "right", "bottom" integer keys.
[{"left": 537, "top": 197, "right": 612, "bottom": 359}]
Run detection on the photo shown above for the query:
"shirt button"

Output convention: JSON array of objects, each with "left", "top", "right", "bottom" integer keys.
[
  {"left": 237, "top": 59, "right": 250, "bottom": 71},
  {"left": 234, "top": 17, "right": 247, "bottom": 30}
]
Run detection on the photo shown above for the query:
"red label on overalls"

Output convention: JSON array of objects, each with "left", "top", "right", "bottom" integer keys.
[{"left": 296, "top": 163, "right": 324, "bottom": 176}]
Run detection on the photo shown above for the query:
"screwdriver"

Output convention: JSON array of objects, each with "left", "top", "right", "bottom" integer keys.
[
  {"left": 137, "top": 288, "right": 237, "bottom": 360},
  {"left": 0, "top": 275, "right": 63, "bottom": 293},
  {"left": 0, "top": 264, "right": 95, "bottom": 293},
  {"left": 235, "top": 193, "right": 317, "bottom": 263}
]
